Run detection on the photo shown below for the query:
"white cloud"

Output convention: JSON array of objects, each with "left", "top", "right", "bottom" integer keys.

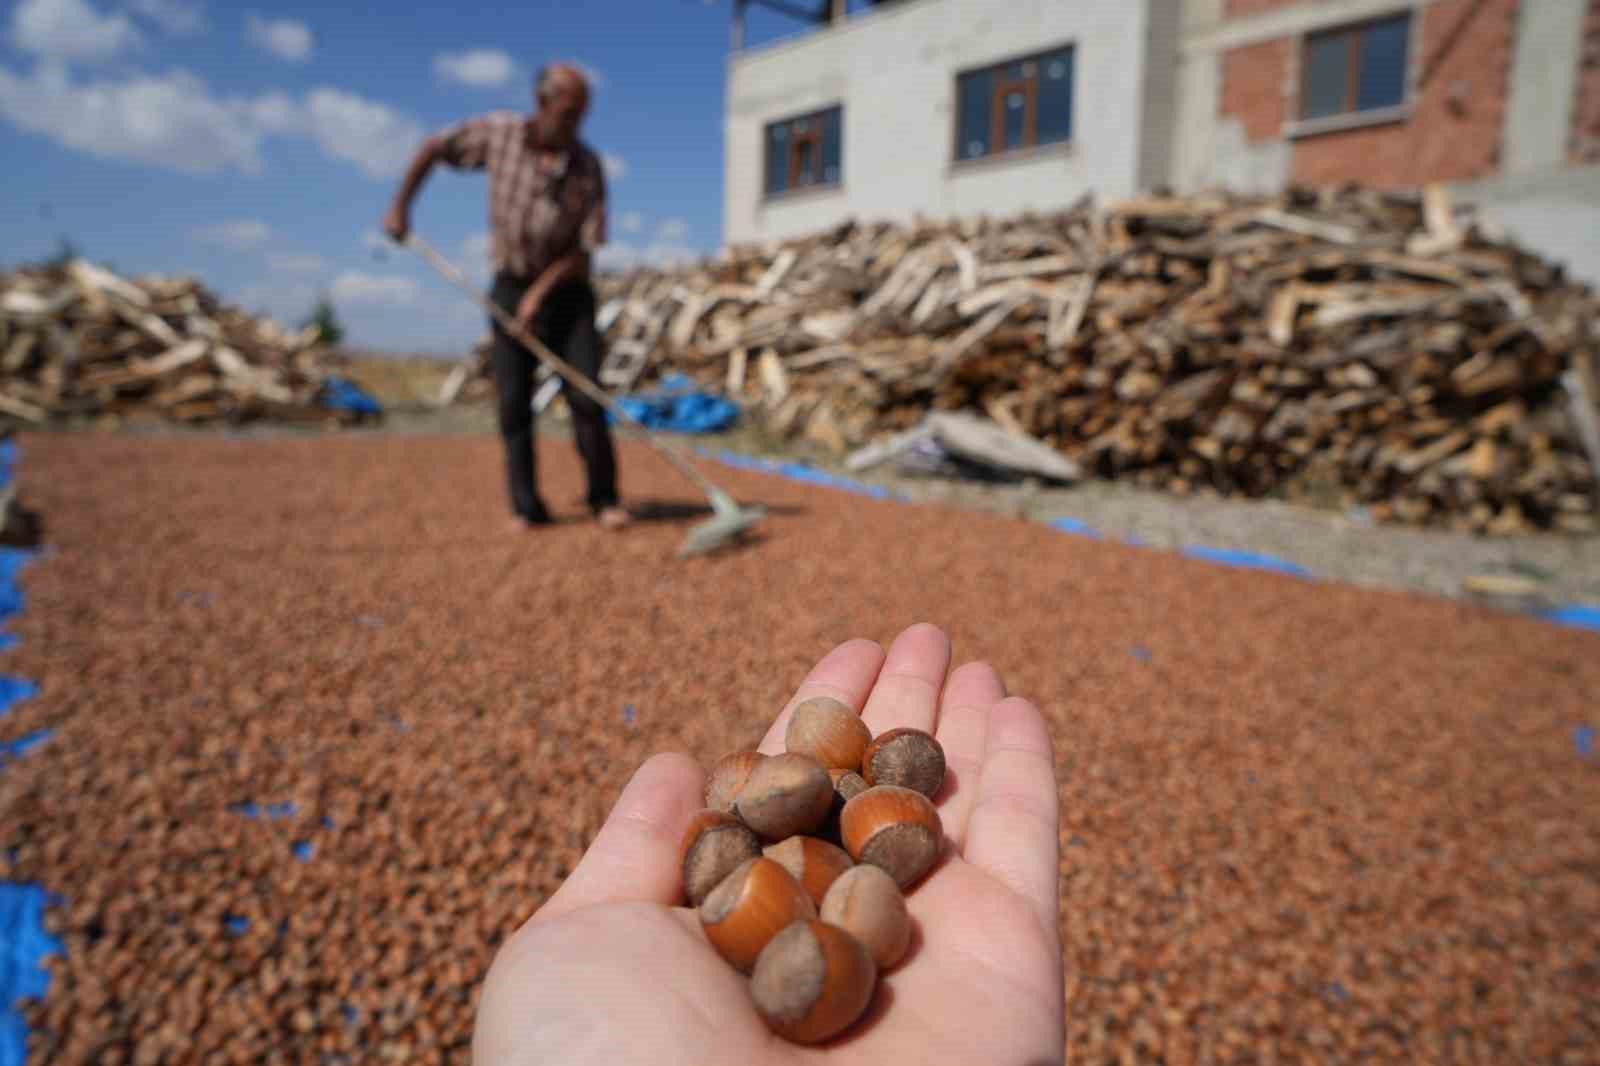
[
  {"left": 596, "top": 242, "right": 698, "bottom": 273},
  {"left": 331, "top": 272, "right": 419, "bottom": 307},
  {"left": 268, "top": 252, "right": 327, "bottom": 275},
  {"left": 234, "top": 279, "right": 316, "bottom": 324},
  {"left": 617, "top": 212, "right": 643, "bottom": 234},
  {"left": 193, "top": 218, "right": 271, "bottom": 250},
  {"left": 0, "top": 57, "right": 420, "bottom": 180},
  {"left": 245, "top": 13, "right": 311, "bottom": 62},
  {"left": 433, "top": 48, "right": 513, "bottom": 88},
  {"left": 0, "top": 62, "right": 265, "bottom": 174},
  {"left": 657, "top": 218, "right": 690, "bottom": 242},
  {"left": 298, "top": 88, "right": 421, "bottom": 179},
  {"left": 602, "top": 153, "right": 626, "bottom": 182},
  {"left": 10, "top": 0, "right": 143, "bottom": 63},
  {"left": 128, "top": 0, "right": 206, "bottom": 35}
]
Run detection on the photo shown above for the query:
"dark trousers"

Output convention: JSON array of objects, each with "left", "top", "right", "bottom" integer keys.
[{"left": 488, "top": 272, "right": 619, "bottom": 519}]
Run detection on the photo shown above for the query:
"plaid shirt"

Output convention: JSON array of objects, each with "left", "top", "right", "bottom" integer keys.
[{"left": 437, "top": 111, "right": 607, "bottom": 279}]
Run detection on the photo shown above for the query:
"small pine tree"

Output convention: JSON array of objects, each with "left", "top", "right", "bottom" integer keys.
[{"left": 303, "top": 295, "right": 345, "bottom": 347}]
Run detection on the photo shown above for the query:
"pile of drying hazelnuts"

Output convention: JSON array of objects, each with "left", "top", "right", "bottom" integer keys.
[{"left": 680, "top": 697, "right": 948, "bottom": 1045}]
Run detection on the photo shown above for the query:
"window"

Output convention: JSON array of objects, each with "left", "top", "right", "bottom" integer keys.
[
  {"left": 764, "top": 106, "right": 842, "bottom": 197},
  {"left": 955, "top": 44, "right": 1074, "bottom": 162},
  {"left": 1300, "top": 13, "right": 1411, "bottom": 122}
]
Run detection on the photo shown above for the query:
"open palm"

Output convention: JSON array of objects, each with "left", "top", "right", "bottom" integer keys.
[{"left": 473, "top": 623, "right": 1064, "bottom": 1066}]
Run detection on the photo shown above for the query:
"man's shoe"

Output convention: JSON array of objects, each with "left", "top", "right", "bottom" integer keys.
[{"left": 596, "top": 505, "right": 632, "bottom": 531}]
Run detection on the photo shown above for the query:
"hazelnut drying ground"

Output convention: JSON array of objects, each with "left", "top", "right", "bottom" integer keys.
[{"left": 4, "top": 433, "right": 1599, "bottom": 1064}]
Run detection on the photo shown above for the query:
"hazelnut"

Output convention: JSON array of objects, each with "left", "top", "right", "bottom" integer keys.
[
  {"left": 750, "top": 919, "right": 877, "bottom": 1045},
  {"left": 829, "top": 769, "right": 868, "bottom": 802},
  {"left": 839, "top": 785, "right": 943, "bottom": 889},
  {"left": 784, "top": 698, "right": 871, "bottom": 771},
  {"left": 860, "top": 727, "right": 946, "bottom": 798},
  {"left": 680, "top": 810, "right": 762, "bottom": 908},
  {"left": 762, "top": 836, "right": 854, "bottom": 907},
  {"left": 705, "top": 751, "right": 766, "bottom": 814},
  {"left": 698, "top": 857, "right": 816, "bottom": 973},
  {"left": 820, "top": 864, "right": 910, "bottom": 970},
  {"left": 733, "top": 753, "right": 834, "bottom": 841}
]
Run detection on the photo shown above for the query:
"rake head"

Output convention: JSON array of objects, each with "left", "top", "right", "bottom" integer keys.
[{"left": 676, "top": 489, "right": 766, "bottom": 558}]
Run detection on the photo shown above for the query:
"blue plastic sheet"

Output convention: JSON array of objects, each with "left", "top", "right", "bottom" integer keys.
[
  {"left": 0, "top": 731, "right": 51, "bottom": 767},
  {"left": 0, "top": 883, "right": 62, "bottom": 1066},
  {"left": 317, "top": 377, "right": 383, "bottom": 417},
  {"left": 699, "top": 449, "right": 899, "bottom": 500},
  {"left": 1048, "top": 517, "right": 1100, "bottom": 539},
  {"left": 612, "top": 374, "right": 739, "bottom": 434},
  {"left": 232, "top": 801, "right": 297, "bottom": 820},
  {"left": 1180, "top": 546, "right": 1311, "bottom": 578},
  {"left": 1542, "top": 604, "right": 1600, "bottom": 632},
  {"left": 0, "top": 679, "right": 35, "bottom": 720},
  {"left": 0, "top": 552, "right": 30, "bottom": 622}
]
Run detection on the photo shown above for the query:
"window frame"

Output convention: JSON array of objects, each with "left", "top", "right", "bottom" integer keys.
[
  {"left": 952, "top": 42, "right": 1076, "bottom": 166},
  {"left": 1292, "top": 11, "right": 1414, "bottom": 135},
  {"left": 762, "top": 105, "right": 843, "bottom": 201}
]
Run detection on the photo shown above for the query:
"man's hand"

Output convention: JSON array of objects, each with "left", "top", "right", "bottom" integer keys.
[
  {"left": 471, "top": 623, "right": 1066, "bottom": 1065},
  {"left": 382, "top": 203, "right": 410, "bottom": 243},
  {"left": 515, "top": 285, "right": 547, "bottom": 329}
]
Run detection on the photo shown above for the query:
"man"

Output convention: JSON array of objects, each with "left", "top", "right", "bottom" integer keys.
[{"left": 383, "top": 63, "right": 630, "bottom": 531}]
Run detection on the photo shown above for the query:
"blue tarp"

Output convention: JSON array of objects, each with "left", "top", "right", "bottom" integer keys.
[
  {"left": 0, "top": 552, "right": 29, "bottom": 622},
  {"left": 612, "top": 374, "right": 739, "bottom": 434},
  {"left": 702, "top": 449, "right": 899, "bottom": 499},
  {"left": 0, "top": 883, "right": 60, "bottom": 1066},
  {"left": 1180, "top": 545, "right": 1312, "bottom": 578},
  {"left": 1542, "top": 604, "right": 1600, "bottom": 632},
  {"left": 317, "top": 377, "right": 383, "bottom": 417},
  {"left": 1048, "top": 517, "right": 1101, "bottom": 539}
]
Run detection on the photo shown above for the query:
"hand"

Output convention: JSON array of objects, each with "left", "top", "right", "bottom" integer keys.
[
  {"left": 515, "top": 285, "right": 546, "bottom": 329},
  {"left": 381, "top": 203, "right": 410, "bottom": 243},
  {"left": 472, "top": 623, "right": 1065, "bottom": 1065}
]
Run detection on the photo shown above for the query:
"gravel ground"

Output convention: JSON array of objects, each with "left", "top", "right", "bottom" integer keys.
[
  {"left": 4, "top": 431, "right": 1599, "bottom": 1063},
  {"left": 102, "top": 401, "right": 1600, "bottom": 614}
]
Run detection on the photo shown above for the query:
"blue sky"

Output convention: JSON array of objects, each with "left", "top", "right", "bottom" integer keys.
[{"left": 0, "top": 0, "right": 836, "bottom": 353}]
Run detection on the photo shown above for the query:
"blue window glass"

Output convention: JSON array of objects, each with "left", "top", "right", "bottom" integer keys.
[
  {"left": 764, "top": 106, "right": 842, "bottom": 196},
  {"left": 821, "top": 107, "right": 842, "bottom": 186},
  {"left": 956, "top": 45, "right": 1074, "bottom": 161},
  {"left": 1302, "top": 14, "right": 1410, "bottom": 121},
  {"left": 1356, "top": 15, "right": 1409, "bottom": 112},
  {"left": 1301, "top": 30, "right": 1353, "bottom": 120},
  {"left": 1036, "top": 49, "right": 1073, "bottom": 147},
  {"left": 957, "top": 66, "right": 993, "bottom": 161}
]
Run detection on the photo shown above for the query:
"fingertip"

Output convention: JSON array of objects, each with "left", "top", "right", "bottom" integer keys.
[{"left": 987, "top": 696, "right": 1054, "bottom": 762}]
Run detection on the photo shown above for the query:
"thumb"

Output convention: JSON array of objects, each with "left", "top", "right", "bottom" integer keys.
[{"left": 531, "top": 752, "right": 705, "bottom": 923}]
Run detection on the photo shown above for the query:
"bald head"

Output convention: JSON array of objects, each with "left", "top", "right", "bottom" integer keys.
[{"left": 531, "top": 62, "right": 591, "bottom": 149}]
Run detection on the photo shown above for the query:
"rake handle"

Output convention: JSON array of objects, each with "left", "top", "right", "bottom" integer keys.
[{"left": 402, "top": 233, "right": 725, "bottom": 500}]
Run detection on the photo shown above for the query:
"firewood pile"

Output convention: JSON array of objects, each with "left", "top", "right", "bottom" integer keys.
[
  {"left": 594, "top": 186, "right": 1600, "bottom": 533},
  {"left": 0, "top": 259, "right": 372, "bottom": 427}
]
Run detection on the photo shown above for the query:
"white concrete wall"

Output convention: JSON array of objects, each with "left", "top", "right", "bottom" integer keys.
[
  {"left": 723, "top": 0, "right": 1157, "bottom": 246},
  {"left": 1501, "top": 0, "right": 1586, "bottom": 175}
]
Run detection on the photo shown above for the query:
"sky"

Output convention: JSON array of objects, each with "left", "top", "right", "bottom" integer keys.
[{"left": 0, "top": 0, "right": 840, "bottom": 354}]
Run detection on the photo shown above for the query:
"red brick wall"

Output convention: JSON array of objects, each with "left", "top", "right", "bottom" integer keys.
[
  {"left": 1294, "top": 0, "right": 1516, "bottom": 186},
  {"left": 1215, "top": 0, "right": 1518, "bottom": 188},
  {"left": 1221, "top": 39, "right": 1291, "bottom": 142},
  {"left": 1572, "top": 0, "right": 1600, "bottom": 163}
]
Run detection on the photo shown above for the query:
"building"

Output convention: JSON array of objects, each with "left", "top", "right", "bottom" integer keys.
[{"left": 723, "top": 0, "right": 1600, "bottom": 282}]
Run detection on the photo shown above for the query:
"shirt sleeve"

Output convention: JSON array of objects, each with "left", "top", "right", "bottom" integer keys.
[{"left": 436, "top": 116, "right": 493, "bottom": 171}]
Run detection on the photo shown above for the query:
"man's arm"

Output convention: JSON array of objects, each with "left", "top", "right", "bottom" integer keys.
[
  {"left": 382, "top": 136, "right": 447, "bottom": 241},
  {"left": 517, "top": 250, "right": 591, "bottom": 325}
]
